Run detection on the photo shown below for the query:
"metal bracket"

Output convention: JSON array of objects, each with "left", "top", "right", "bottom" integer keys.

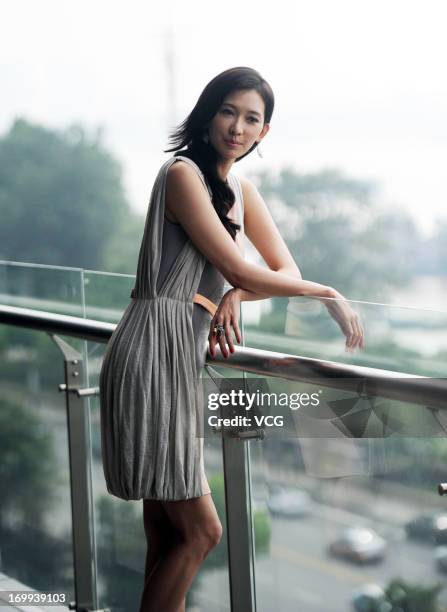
[
  {"left": 59, "top": 384, "right": 99, "bottom": 398},
  {"left": 212, "top": 425, "right": 265, "bottom": 440},
  {"left": 229, "top": 428, "right": 265, "bottom": 440}
]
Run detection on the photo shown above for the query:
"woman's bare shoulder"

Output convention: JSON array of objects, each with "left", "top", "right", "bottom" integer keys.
[
  {"left": 165, "top": 159, "right": 207, "bottom": 223},
  {"left": 161, "top": 159, "right": 245, "bottom": 286}
]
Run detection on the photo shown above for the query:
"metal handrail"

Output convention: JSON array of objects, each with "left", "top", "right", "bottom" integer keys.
[
  {"left": 1, "top": 301, "right": 447, "bottom": 612},
  {"left": 1, "top": 303, "right": 446, "bottom": 409}
]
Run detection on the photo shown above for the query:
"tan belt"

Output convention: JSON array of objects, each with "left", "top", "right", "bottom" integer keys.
[
  {"left": 192, "top": 293, "right": 217, "bottom": 316},
  {"left": 130, "top": 288, "right": 217, "bottom": 317}
]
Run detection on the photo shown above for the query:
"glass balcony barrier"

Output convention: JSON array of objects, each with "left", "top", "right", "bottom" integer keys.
[
  {"left": 0, "top": 259, "right": 446, "bottom": 612},
  {"left": 237, "top": 293, "right": 447, "bottom": 612},
  {"left": 0, "top": 260, "right": 230, "bottom": 612}
]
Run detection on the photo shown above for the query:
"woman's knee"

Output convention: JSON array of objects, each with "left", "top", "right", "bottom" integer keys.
[
  {"left": 161, "top": 495, "right": 223, "bottom": 555},
  {"left": 187, "top": 518, "right": 223, "bottom": 555},
  {"left": 204, "top": 518, "right": 223, "bottom": 549}
]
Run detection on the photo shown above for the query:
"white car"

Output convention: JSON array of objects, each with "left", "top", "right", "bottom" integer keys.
[
  {"left": 351, "top": 583, "right": 392, "bottom": 611},
  {"left": 267, "top": 487, "right": 312, "bottom": 518},
  {"left": 329, "top": 527, "right": 387, "bottom": 564}
]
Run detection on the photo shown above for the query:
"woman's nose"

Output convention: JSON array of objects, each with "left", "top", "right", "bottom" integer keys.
[{"left": 231, "top": 118, "right": 243, "bottom": 134}]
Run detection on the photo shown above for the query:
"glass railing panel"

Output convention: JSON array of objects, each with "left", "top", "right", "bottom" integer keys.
[
  {"left": 241, "top": 296, "right": 447, "bottom": 612},
  {"left": 84, "top": 272, "right": 233, "bottom": 612},
  {"left": 250, "top": 406, "right": 447, "bottom": 610},
  {"left": 0, "top": 260, "right": 85, "bottom": 318},
  {"left": 83, "top": 268, "right": 134, "bottom": 323},
  {"left": 242, "top": 294, "right": 447, "bottom": 376},
  {"left": 0, "top": 315, "right": 79, "bottom": 602},
  {"left": 4, "top": 263, "right": 446, "bottom": 611}
]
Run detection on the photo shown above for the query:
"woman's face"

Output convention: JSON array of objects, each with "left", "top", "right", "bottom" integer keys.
[{"left": 207, "top": 88, "right": 270, "bottom": 161}]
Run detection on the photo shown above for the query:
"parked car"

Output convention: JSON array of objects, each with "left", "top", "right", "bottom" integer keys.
[
  {"left": 328, "top": 527, "right": 387, "bottom": 564},
  {"left": 351, "top": 583, "right": 392, "bottom": 612},
  {"left": 267, "top": 486, "right": 312, "bottom": 518},
  {"left": 434, "top": 545, "right": 447, "bottom": 572},
  {"left": 404, "top": 511, "right": 447, "bottom": 545}
]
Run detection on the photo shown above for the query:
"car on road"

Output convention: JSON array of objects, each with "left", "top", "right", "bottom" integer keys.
[
  {"left": 267, "top": 486, "right": 313, "bottom": 518},
  {"left": 328, "top": 527, "right": 387, "bottom": 564},
  {"left": 351, "top": 582, "right": 393, "bottom": 612},
  {"left": 404, "top": 511, "right": 447, "bottom": 545},
  {"left": 351, "top": 583, "right": 392, "bottom": 612},
  {"left": 434, "top": 545, "right": 447, "bottom": 572}
]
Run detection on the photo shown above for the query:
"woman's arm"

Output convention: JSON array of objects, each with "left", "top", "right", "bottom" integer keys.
[
  {"left": 232, "top": 176, "right": 335, "bottom": 296},
  {"left": 234, "top": 266, "right": 302, "bottom": 302},
  {"left": 166, "top": 162, "right": 334, "bottom": 300},
  {"left": 233, "top": 260, "right": 333, "bottom": 297},
  {"left": 234, "top": 287, "right": 267, "bottom": 302},
  {"left": 190, "top": 170, "right": 364, "bottom": 353},
  {"left": 235, "top": 175, "right": 305, "bottom": 302}
]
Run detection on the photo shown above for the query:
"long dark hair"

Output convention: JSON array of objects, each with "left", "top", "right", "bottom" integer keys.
[{"left": 164, "top": 67, "right": 274, "bottom": 240}]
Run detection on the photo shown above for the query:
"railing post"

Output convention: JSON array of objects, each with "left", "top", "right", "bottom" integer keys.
[
  {"left": 222, "top": 434, "right": 257, "bottom": 612},
  {"left": 49, "top": 333, "right": 103, "bottom": 612},
  {"left": 219, "top": 297, "right": 257, "bottom": 612}
]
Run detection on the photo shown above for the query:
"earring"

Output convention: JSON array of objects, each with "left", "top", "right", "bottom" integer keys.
[
  {"left": 202, "top": 131, "right": 209, "bottom": 144},
  {"left": 256, "top": 142, "right": 263, "bottom": 158}
]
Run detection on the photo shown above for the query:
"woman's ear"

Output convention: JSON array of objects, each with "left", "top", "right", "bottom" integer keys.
[{"left": 258, "top": 123, "right": 270, "bottom": 141}]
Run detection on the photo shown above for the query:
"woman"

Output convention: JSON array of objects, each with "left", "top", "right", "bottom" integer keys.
[{"left": 99, "top": 66, "right": 364, "bottom": 612}]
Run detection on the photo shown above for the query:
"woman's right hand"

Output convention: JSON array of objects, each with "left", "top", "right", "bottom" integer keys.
[{"left": 323, "top": 288, "right": 365, "bottom": 351}]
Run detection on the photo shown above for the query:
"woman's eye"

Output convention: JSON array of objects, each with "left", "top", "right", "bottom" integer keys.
[{"left": 221, "top": 109, "right": 258, "bottom": 123}]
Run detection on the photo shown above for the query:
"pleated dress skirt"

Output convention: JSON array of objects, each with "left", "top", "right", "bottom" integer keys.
[{"left": 98, "top": 154, "right": 244, "bottom": 501}]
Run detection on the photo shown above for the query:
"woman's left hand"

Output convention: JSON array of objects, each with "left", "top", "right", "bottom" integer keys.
[{"left": 208, "top": 288, "right": 242, "bottom": 359}]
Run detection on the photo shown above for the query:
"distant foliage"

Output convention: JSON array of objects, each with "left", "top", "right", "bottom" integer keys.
[
  {"left": 252, "top": 165, "right": 423, "bottom": 301},
  {"left": 0, "top": 118, "right": 140, "bottom": 272}
]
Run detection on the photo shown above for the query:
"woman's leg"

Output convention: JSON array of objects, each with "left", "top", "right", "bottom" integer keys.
[
  {"left": 139, "top": 492, "right": 222, "bottom": 612},
  {"left": 140, "top": 500, "right": 186, "bottom": 612},
  {"left": 141, "top": 500, "right": 178, "bottom": 582}
]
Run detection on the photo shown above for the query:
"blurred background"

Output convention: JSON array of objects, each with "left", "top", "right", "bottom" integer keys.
[
  {"left": 1, "top": 2, "right": 447, "bottom": 611},
  {"left": 1, "top": 0, "right": 446, "bottom": 306}
]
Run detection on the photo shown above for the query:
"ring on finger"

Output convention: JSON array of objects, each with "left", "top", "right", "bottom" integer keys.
[{"left": 213, "top": 323, "right": 225, "bottom": 339}]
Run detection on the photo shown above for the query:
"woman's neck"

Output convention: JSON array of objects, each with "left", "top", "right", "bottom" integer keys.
[{"left": 216, "top": 158, "right": 234, "bottom": 182}]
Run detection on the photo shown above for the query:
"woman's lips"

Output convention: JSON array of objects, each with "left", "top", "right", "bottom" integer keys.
[{"left": 224, "top": 140, "right": 241, "bottom": 148}]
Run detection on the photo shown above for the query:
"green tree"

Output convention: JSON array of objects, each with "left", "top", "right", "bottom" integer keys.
[
  {"left": 0, "top": 396, "right": 57, "bottom": 526},
  {"left": 249, "top": 166, "right": 421, "bottom": 331},
  {"left": 0, "top": 118, "right": 142, "bottom": 272},
  {"left": 384, "top": 577, "right": 445, "bottom": 612},
  {"left": 0, "top": 396, "right": 72, "bottom": 592}
]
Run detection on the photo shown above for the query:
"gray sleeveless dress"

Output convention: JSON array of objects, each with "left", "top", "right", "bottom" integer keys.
[{"left": 99, "top": 155, "right": 245, "bottom": 501}]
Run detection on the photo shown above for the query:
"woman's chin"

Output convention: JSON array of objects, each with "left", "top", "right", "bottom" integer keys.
[{"left": 218, "top": 148, "right": 241, "bottom": 161}]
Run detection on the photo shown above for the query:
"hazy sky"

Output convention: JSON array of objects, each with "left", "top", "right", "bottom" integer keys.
[{"left": 2, "top": 0, "right": 446, "bottom": 237}]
